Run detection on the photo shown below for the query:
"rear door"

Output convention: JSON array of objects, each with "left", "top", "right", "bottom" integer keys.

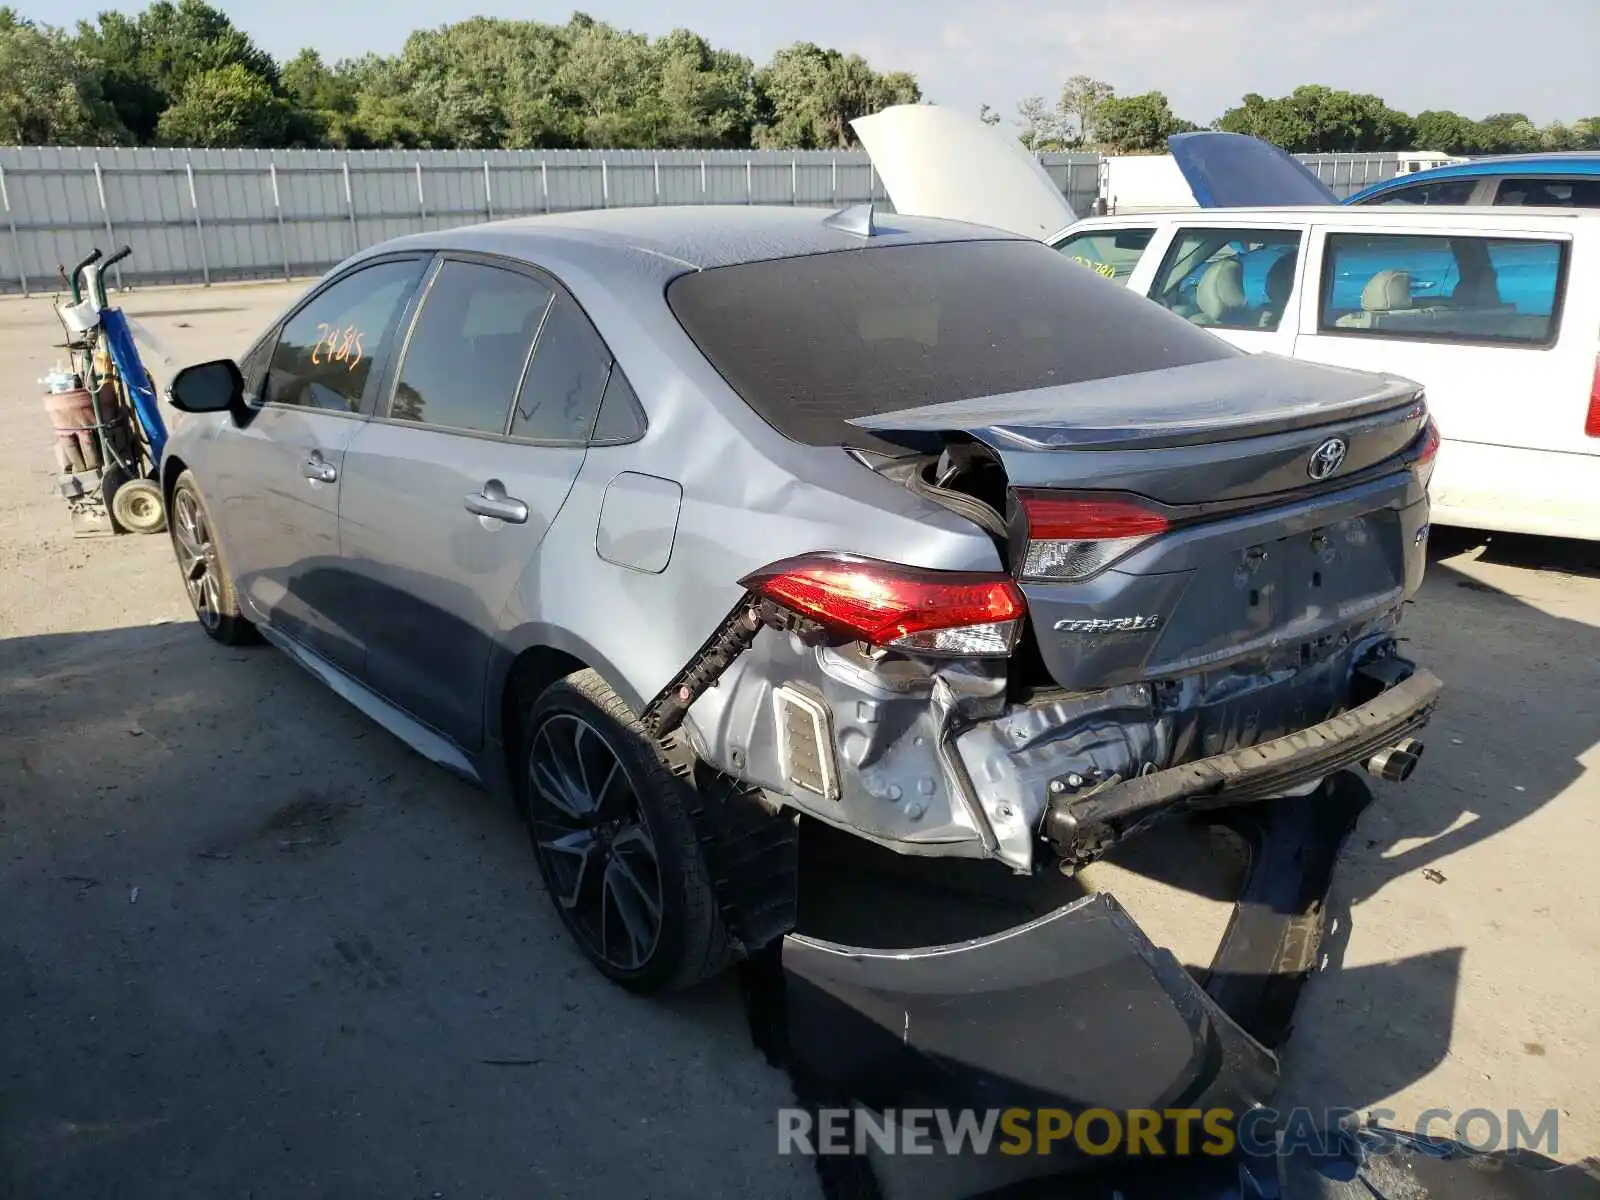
[
  {"left": 1139, "top": 221, "right": 1309, "bottom": 355},
  {"left": 210, "top": 255, "right": 428, "bottom": 672},
  {"left": 1290, "top": 219, "right": 1595, "bottom": 531},
  {"left": 337, "top": 255, "right": 627, "bottom": 750},
  {"left": 1293, "top": 220, "right": 1581, "bottom": 450}
]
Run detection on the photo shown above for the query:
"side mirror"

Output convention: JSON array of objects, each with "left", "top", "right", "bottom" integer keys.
[{"left": 168, "top": 359, "right": 243, "bottom": 414}]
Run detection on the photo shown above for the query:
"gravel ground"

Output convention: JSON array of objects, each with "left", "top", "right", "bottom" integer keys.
[{"left": 2, "top": 282, "right": 1597, "bottom": 1198}]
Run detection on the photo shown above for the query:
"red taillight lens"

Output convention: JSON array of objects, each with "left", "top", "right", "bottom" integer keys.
[
  {"left": 1015, "top": 491, "right": 1169, "bottom": 582},
  {"left": 1586, "top": 354, "right": 1600, "bottom": 439},
  {"left": 740, "top": 553, "right": 1026, "bottom": 656},
  {"left": 1417, "top": 419, "right": 1441, "bottom": 464}
]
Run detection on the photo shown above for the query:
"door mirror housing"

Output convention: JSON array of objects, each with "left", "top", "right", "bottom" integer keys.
[{"left": 168, "top": 359, "right": 243, "bottom": 414}]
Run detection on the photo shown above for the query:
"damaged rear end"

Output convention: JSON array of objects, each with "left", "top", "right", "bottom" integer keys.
[
  {"left": 656, "top": 230, "right": 1445, "bottom": 1121},
  {"left": 849, "top": 352, "right": 1442, "bottom": 872},
  {"left": 662, "top": 236, "right": 1441, "bottom": 880}
]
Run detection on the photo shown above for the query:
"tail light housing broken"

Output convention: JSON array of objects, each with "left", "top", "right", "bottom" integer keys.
[
  {"left": 1014, "top": 491, "right": 1170, "bottom": 582},
  {"left": 741, "top": 553, "right": 1026, "bottom": 656}
]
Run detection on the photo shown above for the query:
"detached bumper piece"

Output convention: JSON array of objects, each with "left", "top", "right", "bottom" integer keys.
[
  {"left": 783, "top": 891, "right": 1279, "bottom": 1120},
  {"left": 775, "top": 778, "right": 1375, "bottom": 1170},
  {"left": 1045, "top": 667, "right": 1441, "bottom": 867}
]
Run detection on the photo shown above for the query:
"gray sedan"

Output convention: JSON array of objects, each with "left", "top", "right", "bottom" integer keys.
[{"left": 162, "top": 204, "right": 1438, "bottom": 1019}]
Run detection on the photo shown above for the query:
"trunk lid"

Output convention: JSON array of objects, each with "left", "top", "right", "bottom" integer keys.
[
  {"left": 853, "top": 355, "right": 1430, "bottom": 691},
  {"left": 851, "top": 105, "right": 1078, "bottom": 239}
]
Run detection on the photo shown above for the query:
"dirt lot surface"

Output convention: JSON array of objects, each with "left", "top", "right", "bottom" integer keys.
[{"left": 3, "top": 283, "right": 1598, "bottom": 1198}]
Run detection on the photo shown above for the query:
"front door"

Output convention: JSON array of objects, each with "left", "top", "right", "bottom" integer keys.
[
  {"left": 339, "top": 258, "right": 616, "bottom": 749},
  {"left": 209, "top": 256, "right": 428, "bottom": 673},
  {"left": 1138, "top": 224, "right": 1307, "bottom": 356}
]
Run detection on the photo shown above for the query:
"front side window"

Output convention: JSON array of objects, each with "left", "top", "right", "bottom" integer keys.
[
  {"left": 264, "top": 259, "right": 426, "bottom": 412},
  {"left": 388, "top": 261, "right": 553, "bottom": 434},
  {"left": 1054, "top": 228, "right": 1155, "bottom": 281},
  {"left": 1367, "top": 178, "right": 1479, "bottom": 206},
  {"left": 1147, "top": 229, "right": 1303, "bottom": 331},
  {"left": 1319, "top": 233, "right": 1565, "bottom": 345},
  {"left": 1493, "top": 177, "right": 1600, "bottom": 209},
  {"left": 509, "top": 292, "right": 613, "bottom": 443}
]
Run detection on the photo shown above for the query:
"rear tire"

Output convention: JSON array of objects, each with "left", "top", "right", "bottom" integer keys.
[
  {"left": 168, "top": 470, "right": 258, "bottom": 646},
  {"left": 519, "top": 669, "right": 732, "bottom": 993}
]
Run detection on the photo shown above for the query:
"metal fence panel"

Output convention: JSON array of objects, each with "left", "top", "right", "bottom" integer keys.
[{"left": 0, "top": 145, "right": 1405, "bottom": 295}]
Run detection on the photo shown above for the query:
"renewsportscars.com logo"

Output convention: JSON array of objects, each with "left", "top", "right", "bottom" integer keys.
[{"left": 777, "top": 1106, "right": 1563, "bottom": 1158}]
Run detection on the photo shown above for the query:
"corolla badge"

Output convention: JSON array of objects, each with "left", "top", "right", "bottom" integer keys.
[
  {"left": 1307, "top": 437, "right": 1349, "bottom": 481},
  {"left": 1054, "top": 615, "right": 1163, "bottom": 634}
]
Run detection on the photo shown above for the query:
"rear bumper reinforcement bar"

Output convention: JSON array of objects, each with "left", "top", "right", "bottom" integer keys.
[{"left": 1045, "top": 667, "right": 1442, "bottom": 865}]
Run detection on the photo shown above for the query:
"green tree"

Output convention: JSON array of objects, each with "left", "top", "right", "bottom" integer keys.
[
  {"left": 1475, "top": 112, "right": 1541, "bottom": 153},
  {"left": 1015, "top": 95, "right": 1061, "bottom": 150},
  {"left": 1056, "top": 74, "right": 1112, "bottom": 147},
  {"left": 155, "top": 61, "right": 291, "bottom": 146},
  {"left": 1217, "top": 86, "right": 1411, "bottom": 152},
  {"left": 1094, "top": 91, "right": 1195, "bottom": 153},
  {"left": 280, "top": 49, "right": 362, "bottom": 147},
  {"left": 977, "top": 103, "right": 1001, "bottom": 127},
  {"left": 1411, "top": 109, "right": 1481, "bottom": 154},
  {"left": 74, "top": 0, "right": 278, "bottom": 142},
  {"left": 753, "top": 42, "right": 918, "bottom": 149},
  {"left": 0, "top": 8, "right": 126, "bottom": 144}
]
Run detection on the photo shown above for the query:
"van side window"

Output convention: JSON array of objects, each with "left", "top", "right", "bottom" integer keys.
[
  {"left": 1054, "top": 228, "right": 1154, "bottom": 281},
  {"left": 1319, "top": 233, "right": 1565, "bottom": 345},
  {"left": 1367, "top": 178, "right": 1478, "bottom": 206},
  {"left": 1147, "top": 229, "right": 1302, "bottom": 331},
  {"left": 1493, "top": 178, "right": 1600, "bottom": 209}
]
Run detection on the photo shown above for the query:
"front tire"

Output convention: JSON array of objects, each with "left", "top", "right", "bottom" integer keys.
[
  {"left": 519, "top": 669, "right": 732, "bottom": 993},
  {"left": 168, "top": 470, "right": 258, "bottom": 646}
]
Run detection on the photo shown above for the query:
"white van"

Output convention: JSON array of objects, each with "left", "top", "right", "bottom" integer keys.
[{"left": 855, "top": 107, "right": 1600, "bottom": 542}]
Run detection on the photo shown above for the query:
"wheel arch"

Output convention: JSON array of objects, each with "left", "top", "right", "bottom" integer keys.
[{"left": 491, "top": 628, "right": 649, "bottom": 797}]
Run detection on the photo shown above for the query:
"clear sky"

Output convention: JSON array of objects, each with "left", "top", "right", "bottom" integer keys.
[{"left": 23, "top": 0, "right": 1600, "bottom": 128}]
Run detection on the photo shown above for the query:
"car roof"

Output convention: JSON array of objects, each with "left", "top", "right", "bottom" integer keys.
[
  {"left": 377, "top": 205, "right": 1022, "bottom": 275},
  {"left": 1349, "top": 154, "right": 1600, "bottom": 200},
  {"left": 1066, "top": 204, "right": 1600, "bottom": 232}
]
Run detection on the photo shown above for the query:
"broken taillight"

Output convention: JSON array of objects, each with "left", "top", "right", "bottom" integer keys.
[
  {"left": 1015, "top": 491, "right": 1170, "bottom": 582},
  {"left": 740, "top": 553, "right": 1026, "bottom": 656}
]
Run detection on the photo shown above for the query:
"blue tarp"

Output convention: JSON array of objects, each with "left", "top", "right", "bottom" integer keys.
[{"left": 99, "top": 306, "right": 167, "bottom": 466}]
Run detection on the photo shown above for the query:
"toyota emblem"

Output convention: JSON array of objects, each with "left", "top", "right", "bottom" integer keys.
[{"left": 1307, "top": 437, "right": 1348, "bottom": 481}]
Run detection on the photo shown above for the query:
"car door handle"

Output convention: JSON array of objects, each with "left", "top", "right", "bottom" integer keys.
[
  {"left": 464, "top": 480, "right": 528, "bottom": 525},
  {"left": 302, "top": 453, "right": 337, "bottom": 483}
]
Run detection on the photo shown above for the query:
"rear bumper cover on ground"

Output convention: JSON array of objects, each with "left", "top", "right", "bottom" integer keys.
[{"left": 778, "top": 776, "right": 1374, "bottom": 1135}]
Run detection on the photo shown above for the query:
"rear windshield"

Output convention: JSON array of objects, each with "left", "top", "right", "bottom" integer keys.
[{"left": 666, "top": 239, "right": 1237, "bottom": 446}]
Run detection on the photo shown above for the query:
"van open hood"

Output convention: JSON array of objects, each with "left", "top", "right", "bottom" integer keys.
[
  {"left": 852, "top": 107, "right": 1338, "bottom": 238},
  {"left": 1168, "top": 131, "right": 1338, "bottom": 207},
  {"left": 851, "top": 105, "right": 1077, "bottom": 239}
]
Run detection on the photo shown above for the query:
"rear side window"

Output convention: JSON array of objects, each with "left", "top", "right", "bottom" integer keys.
[
  {"left": 1054, "top": 228, "right": 1154, "bottom": 280},
  {"left": 1319, "top": 233, "right": 1566, "bottom": 346},
  {"left": 388, "top": 261, "right": 553, "bottom": 434},
  {"left": 1367, "top": 178, "right": 1479, "bottom": 206},
  {"left": 1148, "top": 228, "right": 1303, "bottom": 331},
  {"left": 265, "top": 259, "right": 425, "bottom": 412},
  {"left": 591, "top": 369, "right": 647, "bottom": 444},
  {"left": 1493, "top": 178, "right": 1600, "bottom": 209},
  {"left": 510, "top": 292, "right": 613, "bottom": 443},
  {"left": 666, "top": 239, "right": 1235, "bottom": 447}
]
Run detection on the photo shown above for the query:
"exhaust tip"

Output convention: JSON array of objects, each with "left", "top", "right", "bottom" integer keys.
[{"left": 1364, "top": 744, "right": 1421, "bottom": 784}]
